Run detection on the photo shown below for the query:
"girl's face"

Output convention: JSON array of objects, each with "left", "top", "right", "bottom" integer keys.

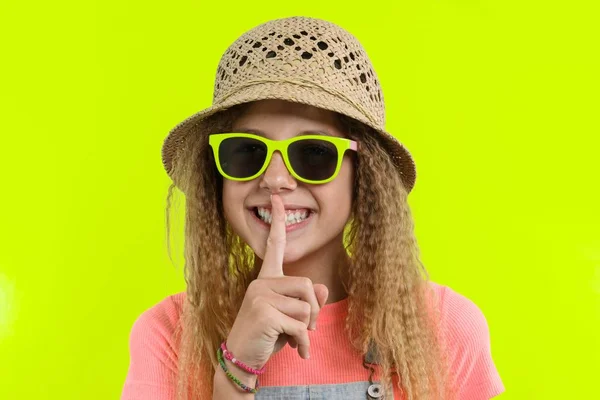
[{"left": 222, "top": 99, "right": 355, "bottom": 263}]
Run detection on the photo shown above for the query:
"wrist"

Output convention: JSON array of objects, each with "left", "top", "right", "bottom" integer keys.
[
  {"left": 225, "top": 339, "right": 265, "bottom": 371},
  {"left": 216, "top": 344, "right": 260, "bottom": 395},
  {"left": 213, "top": 367, "right": 256, "bottom": 398},
  {"left": 223, "top": 358, "right": 259, "bottom": 386}
]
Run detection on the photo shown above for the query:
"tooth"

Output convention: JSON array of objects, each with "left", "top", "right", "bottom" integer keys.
[{"left": 256, "top": 208, "right": 311, "bottom": 225}]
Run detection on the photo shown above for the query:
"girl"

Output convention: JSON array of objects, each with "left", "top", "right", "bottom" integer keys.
[{"left": 121, "top": 16, "right": 505, "bottom": 400}]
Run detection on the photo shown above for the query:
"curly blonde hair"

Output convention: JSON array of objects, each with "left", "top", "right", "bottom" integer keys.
[{"left": 165, "top": 103, "right": 455, "bottom": 400}]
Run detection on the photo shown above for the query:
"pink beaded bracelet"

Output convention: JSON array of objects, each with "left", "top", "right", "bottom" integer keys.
[{"left": 220, "top": 341, "right": 266, "bottom": 375}]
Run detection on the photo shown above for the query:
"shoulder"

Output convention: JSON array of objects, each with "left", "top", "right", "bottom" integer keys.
[
  {"left": 121, "top": 292, "right": 186, "bottom": 399},
  {"left": 427, "top": 281, "right": 506, "bottom": 399},
  {"left": 131, "top": 292, "right": 186, "bottom": 336},
  {"left": 428, "top": 281, "right": 491, "bottom": 347},
  {"left": 128, "top": 291, "right": 187, "bottom": 358}
]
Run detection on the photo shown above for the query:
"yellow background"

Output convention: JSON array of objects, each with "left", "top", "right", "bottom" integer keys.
[{"left": 1, "top": 1, "right": 598, "bottom": 398}]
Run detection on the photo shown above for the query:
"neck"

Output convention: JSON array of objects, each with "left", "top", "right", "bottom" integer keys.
[{"left": 254, "top": 233, "right": 349, "bottom": 304}]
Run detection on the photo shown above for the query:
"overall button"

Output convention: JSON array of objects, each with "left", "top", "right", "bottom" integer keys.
[{"left": 367, "top": 383, "right": 384, "bottom": 399}]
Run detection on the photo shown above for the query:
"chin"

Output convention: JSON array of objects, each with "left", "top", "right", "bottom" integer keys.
[
  {"left": 251, "top": 241, "right": 308, "bottom": 264},
  {"left": 281, "top": 247, "right": 308, "bottom": 264}
]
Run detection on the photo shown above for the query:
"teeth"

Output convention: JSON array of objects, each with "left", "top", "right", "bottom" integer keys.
[{"left": 257, "top": 207, "right": 309, "bottom": 226}]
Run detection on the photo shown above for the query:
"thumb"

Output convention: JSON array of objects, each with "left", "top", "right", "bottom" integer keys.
[{"left": 313, "top": 283, "right": 330, "bottom": 308}]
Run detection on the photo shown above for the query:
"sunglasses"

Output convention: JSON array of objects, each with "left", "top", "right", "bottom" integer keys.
[{"left": 208, "top": 133, "right": 358, "bottom": 184}]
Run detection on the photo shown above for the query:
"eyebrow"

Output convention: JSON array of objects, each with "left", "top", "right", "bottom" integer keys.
[{"left": 234, "top": 128, "right": 333, "bottom": 137}]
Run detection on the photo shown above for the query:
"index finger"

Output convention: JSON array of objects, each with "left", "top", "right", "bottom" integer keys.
[{"left": 257, "top": 193, "right": 286, "bottom": 278}]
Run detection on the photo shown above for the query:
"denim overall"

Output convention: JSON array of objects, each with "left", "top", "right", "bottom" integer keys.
[{"left": 255, "top": 341, "right": 391, "bottom": 400}]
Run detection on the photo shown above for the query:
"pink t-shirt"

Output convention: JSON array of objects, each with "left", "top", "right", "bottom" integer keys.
[{"left": 121, "top": 281, "right": 505, "bottom": 399}]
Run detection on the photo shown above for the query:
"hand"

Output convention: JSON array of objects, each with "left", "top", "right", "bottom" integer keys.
[{"left": 225, "top": 193, "right": 329, "bottom": 369}]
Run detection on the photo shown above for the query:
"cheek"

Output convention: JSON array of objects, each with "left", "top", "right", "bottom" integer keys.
[
  {"left": 338, "top": 157, "right": 355, "bottom": 201},
  {"left": 316, "top": 159, "right": 354, "bottom": 216},
  {"left": 339, "top": 159, "right": 355, "bottom": 217},
  {"left": 222, "top": 180, "right": 244, "bottom": 223}
]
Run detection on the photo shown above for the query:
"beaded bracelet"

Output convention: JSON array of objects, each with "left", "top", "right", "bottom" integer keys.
[
  {"left": 221, "top": 341, "right": 266, "bottom": 375},
  {"left": 217, "top": 347, "right": 260, "bottom": 394}
]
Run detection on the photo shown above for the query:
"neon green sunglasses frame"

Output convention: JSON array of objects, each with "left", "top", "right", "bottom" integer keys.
[{"left": 208, "top": 133, "right": 358, "bottom": 184}]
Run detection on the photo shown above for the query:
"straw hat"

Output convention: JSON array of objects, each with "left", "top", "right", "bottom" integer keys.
[{"left": 161, "top": 16, "right": 417, "bottom": 193}]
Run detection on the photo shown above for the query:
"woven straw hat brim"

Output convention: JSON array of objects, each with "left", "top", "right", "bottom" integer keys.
[{"left": 161, "top": 81, "right": 416, "bottom": 192}]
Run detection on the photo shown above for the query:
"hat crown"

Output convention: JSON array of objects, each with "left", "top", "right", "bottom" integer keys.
[{"left": 213, "top": 16, "right": 385, "bottom": 127}]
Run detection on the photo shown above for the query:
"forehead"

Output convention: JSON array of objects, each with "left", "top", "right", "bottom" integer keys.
[{"left": 231, "top": 99, "right": 346, "bottom": 139}]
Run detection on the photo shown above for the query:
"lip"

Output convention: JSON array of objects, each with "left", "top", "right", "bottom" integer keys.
[
  {"left": 249, "top": 204, "right": 315, "bottom": 212},
  {"left": 248, "top": 207, "right": 314, "bottom": 233}
]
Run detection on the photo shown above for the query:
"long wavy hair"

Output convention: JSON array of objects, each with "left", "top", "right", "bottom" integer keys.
[{"left": 165, "top": 103, "right": 454, "bottom": 400}]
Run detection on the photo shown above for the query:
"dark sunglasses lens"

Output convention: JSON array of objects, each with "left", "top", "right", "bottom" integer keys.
[
  {"left": 218, "top": 137, "right": 267, "bottom": 178},
  {"left": 289, "top": 139, "right": 338, "bottom": 181}
]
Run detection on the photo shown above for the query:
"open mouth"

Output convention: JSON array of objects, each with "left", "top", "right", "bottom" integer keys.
[{"left": 252, "top": 207, "right": 313, "bottom": 227}]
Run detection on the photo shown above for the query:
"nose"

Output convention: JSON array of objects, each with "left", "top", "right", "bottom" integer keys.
[{"left": 259, "top": 151, "right": 297, "bottom": 193}]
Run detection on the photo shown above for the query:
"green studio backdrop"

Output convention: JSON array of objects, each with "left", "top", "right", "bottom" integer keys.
[{"left": 1, "top": 1, "right": 598, "bottom": 399}]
